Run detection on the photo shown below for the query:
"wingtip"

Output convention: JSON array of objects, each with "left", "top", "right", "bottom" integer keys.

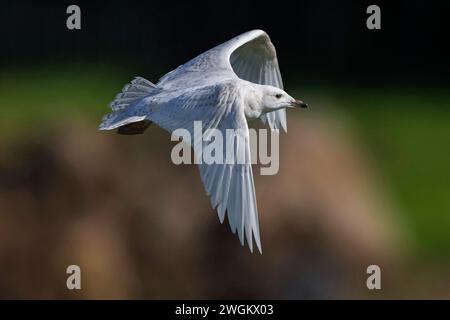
[
  {"left": 254, "top": 232, "right": 262, "bottom": 254},
  {"left": 249, "top": 29, "right": 268, "bottom": 37},
  {"left": 256, "top": 242, "right": 262, "bottom": 255},
  {"left": 246, "top": 240, "right": 262, "bottom": 254}
]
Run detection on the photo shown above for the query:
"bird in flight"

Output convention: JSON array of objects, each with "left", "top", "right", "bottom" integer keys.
[{"left": 99, "top": 30, "right": 307, "bottom": 253}]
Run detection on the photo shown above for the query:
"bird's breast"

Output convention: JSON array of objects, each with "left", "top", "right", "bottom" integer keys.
[{"left": 244, "top": 100, "right": 263, "bottom": 120}]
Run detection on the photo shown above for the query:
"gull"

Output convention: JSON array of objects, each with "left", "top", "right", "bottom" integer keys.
[{"left": 99, "top": 30, "right": 307, "bottom": 253}]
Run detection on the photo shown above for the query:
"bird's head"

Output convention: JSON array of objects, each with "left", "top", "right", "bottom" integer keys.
[{"left": 261, "top": 86, "right": 308, "bottom": 111}]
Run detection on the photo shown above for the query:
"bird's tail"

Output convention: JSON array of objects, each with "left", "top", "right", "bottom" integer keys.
[{"left": 99, "top": 77, "right": 158, "bottom": 133}]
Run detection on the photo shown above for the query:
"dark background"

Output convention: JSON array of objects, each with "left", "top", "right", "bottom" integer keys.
[{"left": 1, "top": 0, "right": 449, "bottom": 84}]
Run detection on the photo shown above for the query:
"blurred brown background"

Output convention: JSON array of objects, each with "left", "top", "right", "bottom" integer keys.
[{"left": 0, "top": 115, "right": 401, "bottom": 299}]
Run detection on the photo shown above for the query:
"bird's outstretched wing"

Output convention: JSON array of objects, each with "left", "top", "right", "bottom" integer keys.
[
  {"left": 158, "top": 30, "right": 287, "bottom": 132},
  {"left": 146, "top": 84, "right": 262, "bottom": 253},
  {"left": 227, "top": 30, "right": 287, "bottom": 132}
]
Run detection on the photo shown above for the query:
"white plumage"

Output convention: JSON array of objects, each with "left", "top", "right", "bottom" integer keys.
[{"left": 99, "top": 30, "right": 307, "bottom": 253}]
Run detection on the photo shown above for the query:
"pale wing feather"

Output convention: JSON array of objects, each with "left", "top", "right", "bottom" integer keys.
[
  {"left": 146, "top": 85, "right": 262, "bottom": 253},
  {"left": 158, "top": 30, "right": 287, "bottom": 132},
  {"left": 229, "top": 33, "right": 287, "bottom": 132}
]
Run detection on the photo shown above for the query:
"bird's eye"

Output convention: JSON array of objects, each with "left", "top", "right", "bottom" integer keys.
[{"left": 275, "top": 94, "right": 282, "bottom": 99}]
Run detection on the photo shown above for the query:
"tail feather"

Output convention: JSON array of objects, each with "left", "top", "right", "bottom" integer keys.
[
  {"left": 99, "top": 77, "right": 158, "bottom": 131},
  {"left": 109, "top": 77, "right": 158, "bottom": 111}
]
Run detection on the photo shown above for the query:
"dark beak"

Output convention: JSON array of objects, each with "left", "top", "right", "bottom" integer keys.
[{"left": 292, "top": 99, "right": 308, "bottom": 108}]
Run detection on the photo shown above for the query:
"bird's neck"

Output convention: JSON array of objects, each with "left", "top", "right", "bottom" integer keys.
[{"left": 241, "top": 82, "right": 264, "bottom": 120}]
